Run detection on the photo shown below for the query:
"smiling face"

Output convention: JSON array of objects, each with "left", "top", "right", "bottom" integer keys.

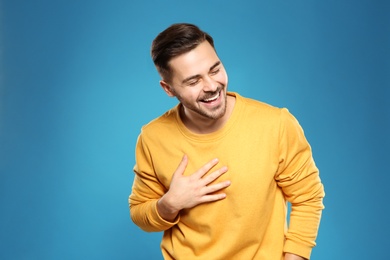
[{"left": 160, "top": 41, "right": 229, "bottom": 128}]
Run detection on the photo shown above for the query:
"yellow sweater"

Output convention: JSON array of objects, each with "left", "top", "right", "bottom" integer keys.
[{"left": 129, "top": 92, "right": 324, "bottom": 260}]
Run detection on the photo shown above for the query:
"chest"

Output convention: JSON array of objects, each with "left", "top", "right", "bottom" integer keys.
[{"left": 152, "top": 131, "right": 280, "bottom": 193}]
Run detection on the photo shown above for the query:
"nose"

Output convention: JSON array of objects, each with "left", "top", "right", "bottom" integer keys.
[{"left": 202, "top": 75, "right": 218, "bottom": 92}]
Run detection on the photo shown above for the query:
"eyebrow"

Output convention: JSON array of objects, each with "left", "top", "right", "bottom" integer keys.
[{"left": 181, "top": 61, "right": 221, "bottom": 85}]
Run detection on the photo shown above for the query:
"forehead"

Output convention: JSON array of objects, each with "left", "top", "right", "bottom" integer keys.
[{"left": 169, "top": 41, "right": 220, "bottom": 80}]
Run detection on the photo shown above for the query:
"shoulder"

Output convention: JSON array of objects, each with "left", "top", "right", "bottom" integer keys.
[
  {"left": 140, "top": 105, "right": 180, "bottom": 137},
  {"left": 232, "top": 92, "right": 303, "bottom": 133},
  {"left": 234, "top": 92, "right": 284, "bottom": 120}
]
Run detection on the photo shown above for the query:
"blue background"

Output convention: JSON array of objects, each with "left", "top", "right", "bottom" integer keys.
[{"left": 1, "top": 0, "right": 389, "bottom": 259}]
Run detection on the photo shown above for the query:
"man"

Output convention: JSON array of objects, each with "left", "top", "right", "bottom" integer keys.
[{"left": 129, "top": 23, "right": 325, "bottom": 260}]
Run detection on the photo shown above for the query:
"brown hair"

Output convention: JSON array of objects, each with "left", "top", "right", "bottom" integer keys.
[{"left": 151, "top": 23, "right": 214, "bottom": 83}]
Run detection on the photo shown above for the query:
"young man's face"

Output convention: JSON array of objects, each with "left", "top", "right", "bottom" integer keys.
[{"left": 161, "top": 41, "right": 229, "bottom": 122}]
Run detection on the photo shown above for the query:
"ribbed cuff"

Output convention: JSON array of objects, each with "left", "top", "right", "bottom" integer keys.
[
  {"left": 150, "top": 200, "right": 180, "bottom": 231},
  {"left": 284, "top": 239, "right": 313, "bottom": 259}
]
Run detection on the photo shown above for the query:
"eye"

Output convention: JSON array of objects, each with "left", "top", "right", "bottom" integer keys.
[
  {"left": 187, "top": 79, "right": 200, "bottom": 86},
  {"left": 210, "top": 68, "right": 220, "bottom": 75}
]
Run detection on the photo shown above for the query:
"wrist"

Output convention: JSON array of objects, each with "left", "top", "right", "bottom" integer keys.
[
  {"left": 284, "top": 253, "right": 307, "bottom": 260},
  {"left": 157, "top": 193, "right": 180, "bottom": 222}
]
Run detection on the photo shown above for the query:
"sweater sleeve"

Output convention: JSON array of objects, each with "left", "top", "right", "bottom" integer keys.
[
  {"left": 275, "top": 108, "right": 325, "bottom": 259},
  {"left": 129, "top": 133, "right": 180, "bottom": 232}
]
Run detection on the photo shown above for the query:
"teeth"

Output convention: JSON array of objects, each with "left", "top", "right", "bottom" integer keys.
[{"left": 204, "top": 92, "right": 220, "bottom": 102}]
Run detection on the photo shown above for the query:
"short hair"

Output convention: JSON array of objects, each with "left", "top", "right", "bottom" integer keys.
[{"left": 151, "top": 23, "right": 215, "bottom": 83}]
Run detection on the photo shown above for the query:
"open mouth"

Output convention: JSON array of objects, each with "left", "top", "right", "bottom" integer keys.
[{"left": 201, "top": 91, "right": 220, "bottom": 103}]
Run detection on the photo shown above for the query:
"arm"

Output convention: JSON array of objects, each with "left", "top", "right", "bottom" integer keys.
[
  {"left": 129, "top": 134, "right": 230, "bottom": 231},
  {"left": 276, "top": 109, "right": 325, "bottom": 259}
]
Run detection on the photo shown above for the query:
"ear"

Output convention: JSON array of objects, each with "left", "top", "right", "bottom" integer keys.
[{"left": 160, "top": 80, "right": 175, "bottom": 97}]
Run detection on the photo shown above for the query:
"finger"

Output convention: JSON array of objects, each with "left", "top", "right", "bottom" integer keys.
[
  {"left": 203, "top": 180, "right": 231, "bottom": 195},
  {"left": 193, "top": 158, "right": 219, "bottom": 179},
  {"left": 202, "top": 166, "right": 228, "bottom": 185},
  {"left": 200, "top": 192, "right": 228, "bottom": 203},
  {"left": 172, "top": 155, "right": 188, "bottom": 179}
]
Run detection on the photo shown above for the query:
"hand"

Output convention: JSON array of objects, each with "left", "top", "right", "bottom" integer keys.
[
  {"left": 284, "top": 253, "right": 307, "bottom": 260},
  {"left": 157, "top": 155, "right": 230, "bottom": 221}
]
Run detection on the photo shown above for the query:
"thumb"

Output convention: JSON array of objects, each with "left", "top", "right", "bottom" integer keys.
[{"left": 172, "top": 155, "right": 188, "bottom": 179}]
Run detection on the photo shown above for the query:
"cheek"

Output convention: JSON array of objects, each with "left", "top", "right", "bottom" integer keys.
[
  {"left": 180, "top": 87, "right": 201, "bottom": 100},
  {"left": 217, "top": 70, "right": 228, "bottom": 85}
]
